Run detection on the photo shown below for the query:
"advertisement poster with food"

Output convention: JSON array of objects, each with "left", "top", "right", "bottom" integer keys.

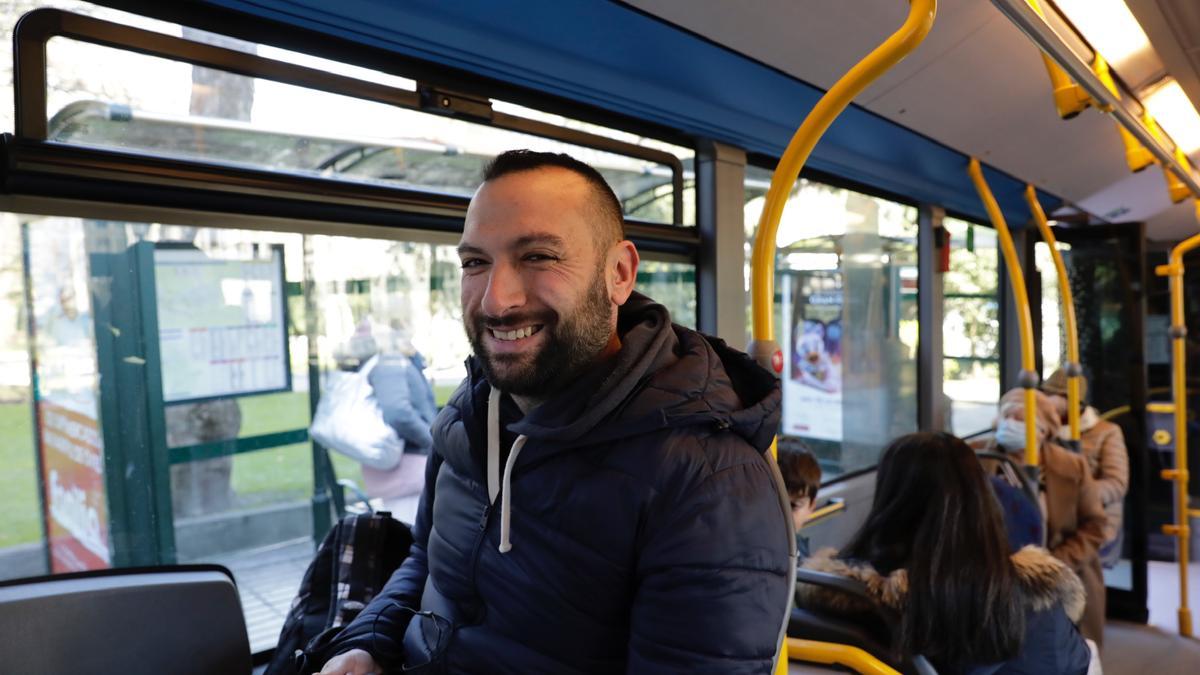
[{"left": 781, "top": 271, "right": 843, "bottom": 441}]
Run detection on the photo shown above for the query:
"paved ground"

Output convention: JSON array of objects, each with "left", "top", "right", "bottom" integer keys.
[{"left": 205, "top": 537, "right": 314, "bottom": 654}]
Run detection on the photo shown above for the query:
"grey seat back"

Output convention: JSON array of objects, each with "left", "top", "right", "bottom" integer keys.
[{"left": 0, "top": 565, "right": 251, "bottom": 675}]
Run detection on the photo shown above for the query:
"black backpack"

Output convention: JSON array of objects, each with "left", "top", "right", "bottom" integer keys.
[{"left": 265, "top": 511, "right": 414, "bottom": 675}]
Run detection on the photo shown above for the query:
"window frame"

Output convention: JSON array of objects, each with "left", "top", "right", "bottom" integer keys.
[{"left": 11, "top": 8, "right": 692, "bottom": 222}]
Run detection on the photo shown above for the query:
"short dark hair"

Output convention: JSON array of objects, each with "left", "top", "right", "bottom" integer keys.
[
  {"left": 777, "top": 446, "right": 821, "bottom": 502},
  {"left": 482, "top": 150, "right": 624, "bottom": 248}
]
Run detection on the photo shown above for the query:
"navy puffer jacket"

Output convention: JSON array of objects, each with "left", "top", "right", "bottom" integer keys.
[{"left": 321, "top": 293, "right": 793, "bottom": 673}]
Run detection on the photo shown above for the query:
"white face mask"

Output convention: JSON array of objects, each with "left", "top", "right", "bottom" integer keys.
[{"left": 995, "top": 418, "right": 1042, "bottom": 450}]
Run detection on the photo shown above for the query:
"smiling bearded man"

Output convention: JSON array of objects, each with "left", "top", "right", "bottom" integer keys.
[{"left": 314, "top": 150, "right": 793, "bottom": 675}]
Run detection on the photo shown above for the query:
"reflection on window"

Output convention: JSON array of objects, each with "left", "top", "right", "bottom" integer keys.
[
  {"left": 942, "top": 217, "right": 1000, "bottom": 436},
  {"left": 37, "top": 33, "right": 689, "bottom": 224},
  {"left": 744, "top": 167, "right": 919, "bottom": 480}
]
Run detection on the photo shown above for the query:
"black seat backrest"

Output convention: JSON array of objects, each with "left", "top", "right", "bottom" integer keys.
[
  {"left": 791, "top": 568, "right": 898, "bottom": 659},
  {"left": 791, "top": 568, "right": 940, "bottom": 675},
  {"left": 0, "top": 564, "right": 251, "bottom": 675}
]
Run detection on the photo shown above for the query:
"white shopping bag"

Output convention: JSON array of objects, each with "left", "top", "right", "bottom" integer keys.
[{"left": 309, "top": 356, "right": 406, "bottom": 470}]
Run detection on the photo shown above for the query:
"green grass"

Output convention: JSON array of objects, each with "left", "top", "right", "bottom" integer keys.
[
  {"left": 228, "top": 391, "right": 364, "bottom": 508},
  {"left": 0, "top": 403, "right": 41, "bottom": 549},
  {"left": 0, "top": 376, "right": 460, "bottom": 549},
  {"left": 434, "top": 383, "right": 458, "bottom": 408}
]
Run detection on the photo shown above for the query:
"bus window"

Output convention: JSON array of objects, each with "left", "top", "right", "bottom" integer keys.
[
  {"left": 0, "top": 213, "right": 483, "bottom": 650},
  {"left": 34, "top": 31, "right": 689, "bottom": 225},
  {"left": 942, "top": 217, "right": 1000, "bottom": 437},
  {"left": 744, "top": 166, "right": 920, "bottom": 481},
  {"left": 1036, "top": 240, "right": 1069, "bottom": 379},
  {"left": 637, "top": 261, "right": 697, "bottom": 329}
]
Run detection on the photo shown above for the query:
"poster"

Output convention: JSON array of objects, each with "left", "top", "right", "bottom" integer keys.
[
  {"left": 781, "top": 271, "right": 844, "bottom": 441},
  {"left": 154, "top": 247, "right": 289, "bottom": 403},
  {"left": 25, "top": 219, "right": 112, "bottom": 572}
]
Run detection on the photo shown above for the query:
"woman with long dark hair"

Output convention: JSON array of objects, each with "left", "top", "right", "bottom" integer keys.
[{"left": 795, "top": 432, "right": 1092, "bottom": 674}]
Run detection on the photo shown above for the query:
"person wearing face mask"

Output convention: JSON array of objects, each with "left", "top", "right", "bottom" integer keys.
[
  {"left": 971, "top": 387, "right": 1108, "bottom": 647},
  {"left": 1042, "top": 369, "right": 1129, "bottom": 568}
]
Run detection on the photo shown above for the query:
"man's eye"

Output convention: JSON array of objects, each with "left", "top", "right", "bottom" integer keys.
[
  {"left": 460, "top": 258, "right": 487, "bottom": 269},
  {"left": 524, "top": 253, "right": 558, "bottom": 263}
]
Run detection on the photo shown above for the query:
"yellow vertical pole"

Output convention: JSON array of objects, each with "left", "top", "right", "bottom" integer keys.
[
  {"left": 1154, "top": 231, "right": 1200, "bottom": 638},
  {"left": 968, "top": 159, "right": 1039, "bottom": 465},
  {"left": 1024, "top": 185, "right": 1081, "bottom": 442},
  {"left": 746, "top": 3, "right": 936, "bottom": 672}
]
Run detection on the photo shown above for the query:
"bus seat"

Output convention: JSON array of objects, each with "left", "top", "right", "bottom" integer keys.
[
  {"left": 0, "top": 564, "right": 251, "bottom": 675},
  {"left": 790, "top": 568, "right": 899, "bottom": 667},
  {"left": 977, "top": 450, "right": 1045, "bottom": 550}
]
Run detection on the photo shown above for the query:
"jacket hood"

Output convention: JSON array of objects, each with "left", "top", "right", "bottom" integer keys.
[
  {"left": 454, "top": 291, "right": 781, "bottom": 452},
  {"left": 796, "top": 545, "right": 1086, "bottom": 623}
]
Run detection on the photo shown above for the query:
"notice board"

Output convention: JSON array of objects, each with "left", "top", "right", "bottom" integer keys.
[{"left": 153, "top": 246, "right": 290, "bottom": 404}]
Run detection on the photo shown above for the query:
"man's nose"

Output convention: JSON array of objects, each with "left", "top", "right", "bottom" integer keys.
[{"left": 481, "top": 264, "right": 525, "bottom": 317}]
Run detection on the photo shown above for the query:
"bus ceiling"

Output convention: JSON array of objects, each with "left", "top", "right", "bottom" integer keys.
[{"left": 92, "top": 0, "right": 1200, "bottom": 241}]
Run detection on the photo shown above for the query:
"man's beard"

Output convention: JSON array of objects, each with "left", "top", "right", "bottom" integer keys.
[{"left": 465, "top": 269, "right": 614, "bottom": 398}]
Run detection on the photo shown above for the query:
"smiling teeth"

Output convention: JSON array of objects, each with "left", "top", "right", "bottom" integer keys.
[{"left": 493, "top": 326, "right": 536, "bottom": 341}]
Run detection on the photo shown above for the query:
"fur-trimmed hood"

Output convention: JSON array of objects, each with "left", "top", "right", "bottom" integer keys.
[{"left": 795, "top": 545, "right": 1086, "bottom": 623}]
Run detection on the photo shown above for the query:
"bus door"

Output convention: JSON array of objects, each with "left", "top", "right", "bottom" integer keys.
[{"left": 1038, "top": 221, "right": 1150, "bottom": 623}]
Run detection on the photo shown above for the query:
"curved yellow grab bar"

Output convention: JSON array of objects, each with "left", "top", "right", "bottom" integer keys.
[
  {"left": 749, "top": 0, "right": 936, "bottom": 349},
  {"left": 1153, "top": 230, "right": 1200, "bottom": 638},
  {"left": 787, "top": 638, "right": 900, "bottom": 675},
  {"left": 1024, "top": 185, "right": 1081, "bottom": 442},
  {"left": 968, "top": 159, "right": 1038, "bottom": 466},
  {"left": 748, "top": 4, "right": 935, "bottom": 673}
]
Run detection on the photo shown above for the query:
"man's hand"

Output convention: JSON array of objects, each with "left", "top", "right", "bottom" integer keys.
[{"left": 313, "top": 648, "right": 380, "bottom": 675}]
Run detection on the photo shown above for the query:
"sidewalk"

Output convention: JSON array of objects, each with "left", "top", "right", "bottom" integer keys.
[{"left": 206, "top": 537, "right": 314, "bottom": 653}]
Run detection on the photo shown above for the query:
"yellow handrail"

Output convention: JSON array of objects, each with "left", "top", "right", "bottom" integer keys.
[
  {"left": 787, "top": 638, "right": 901, "bottom": 675},
  {"left": 747, "top": 3, "right": 936, "bottom": 673},
  {"left": 1024, "top": 185, "right": 1081, "bottom": 441},
  {"left": 803, "top": 499, "right": 847, "bottom": 527},
  {"left": 749, "top": 0, "right": 936, "bottom": 348},
  {"left": 968, "top": 159, "right": 1038, "bottom": 466},
  {"left": 1153, "top": 231, "right": 1200, "bottom": 638}
]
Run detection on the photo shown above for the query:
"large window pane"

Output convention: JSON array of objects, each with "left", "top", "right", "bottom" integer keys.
[
  {"left": 38, "top": 32, "right": 690, "bottom": 224},
  {"left": 942, "top": 217, "right": 1000, "bottom": 436},
  {"left": 637, "top": 261, "right": 696, "bottom": 329},
  {"left": 744, "top": 168, "right": 919, "bottom": 480}
]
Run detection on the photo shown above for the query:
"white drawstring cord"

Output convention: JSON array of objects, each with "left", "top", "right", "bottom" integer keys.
[
  {"left": 487, "top": 388, "right": 501, "bottom": 502},
  {"left": 499, "top": 435, "right": 527, "bottom": 553},
  {"left": 487, "top": 387, "right": 526, "bottom": 553}
]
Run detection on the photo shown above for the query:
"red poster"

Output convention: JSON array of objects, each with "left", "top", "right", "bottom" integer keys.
[{"left": 38, "top": 400, "right": 111, "bottom": 572}]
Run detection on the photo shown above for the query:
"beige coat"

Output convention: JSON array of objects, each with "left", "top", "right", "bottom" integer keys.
[
  {"left": 1076, "top": 408, "right": 1129, "bottom": 543},
  {"left": 974, "top": 436, "right": 1107, "bottom": 645}
]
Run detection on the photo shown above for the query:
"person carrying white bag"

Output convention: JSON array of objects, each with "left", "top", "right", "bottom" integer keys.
[{"left": 310, "top": 334, "right": 436, "bottom": 524}]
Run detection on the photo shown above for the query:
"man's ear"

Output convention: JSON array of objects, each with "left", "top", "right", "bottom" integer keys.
[{"left": 607, "top": 240, "right": 639, "bottom": 305}]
